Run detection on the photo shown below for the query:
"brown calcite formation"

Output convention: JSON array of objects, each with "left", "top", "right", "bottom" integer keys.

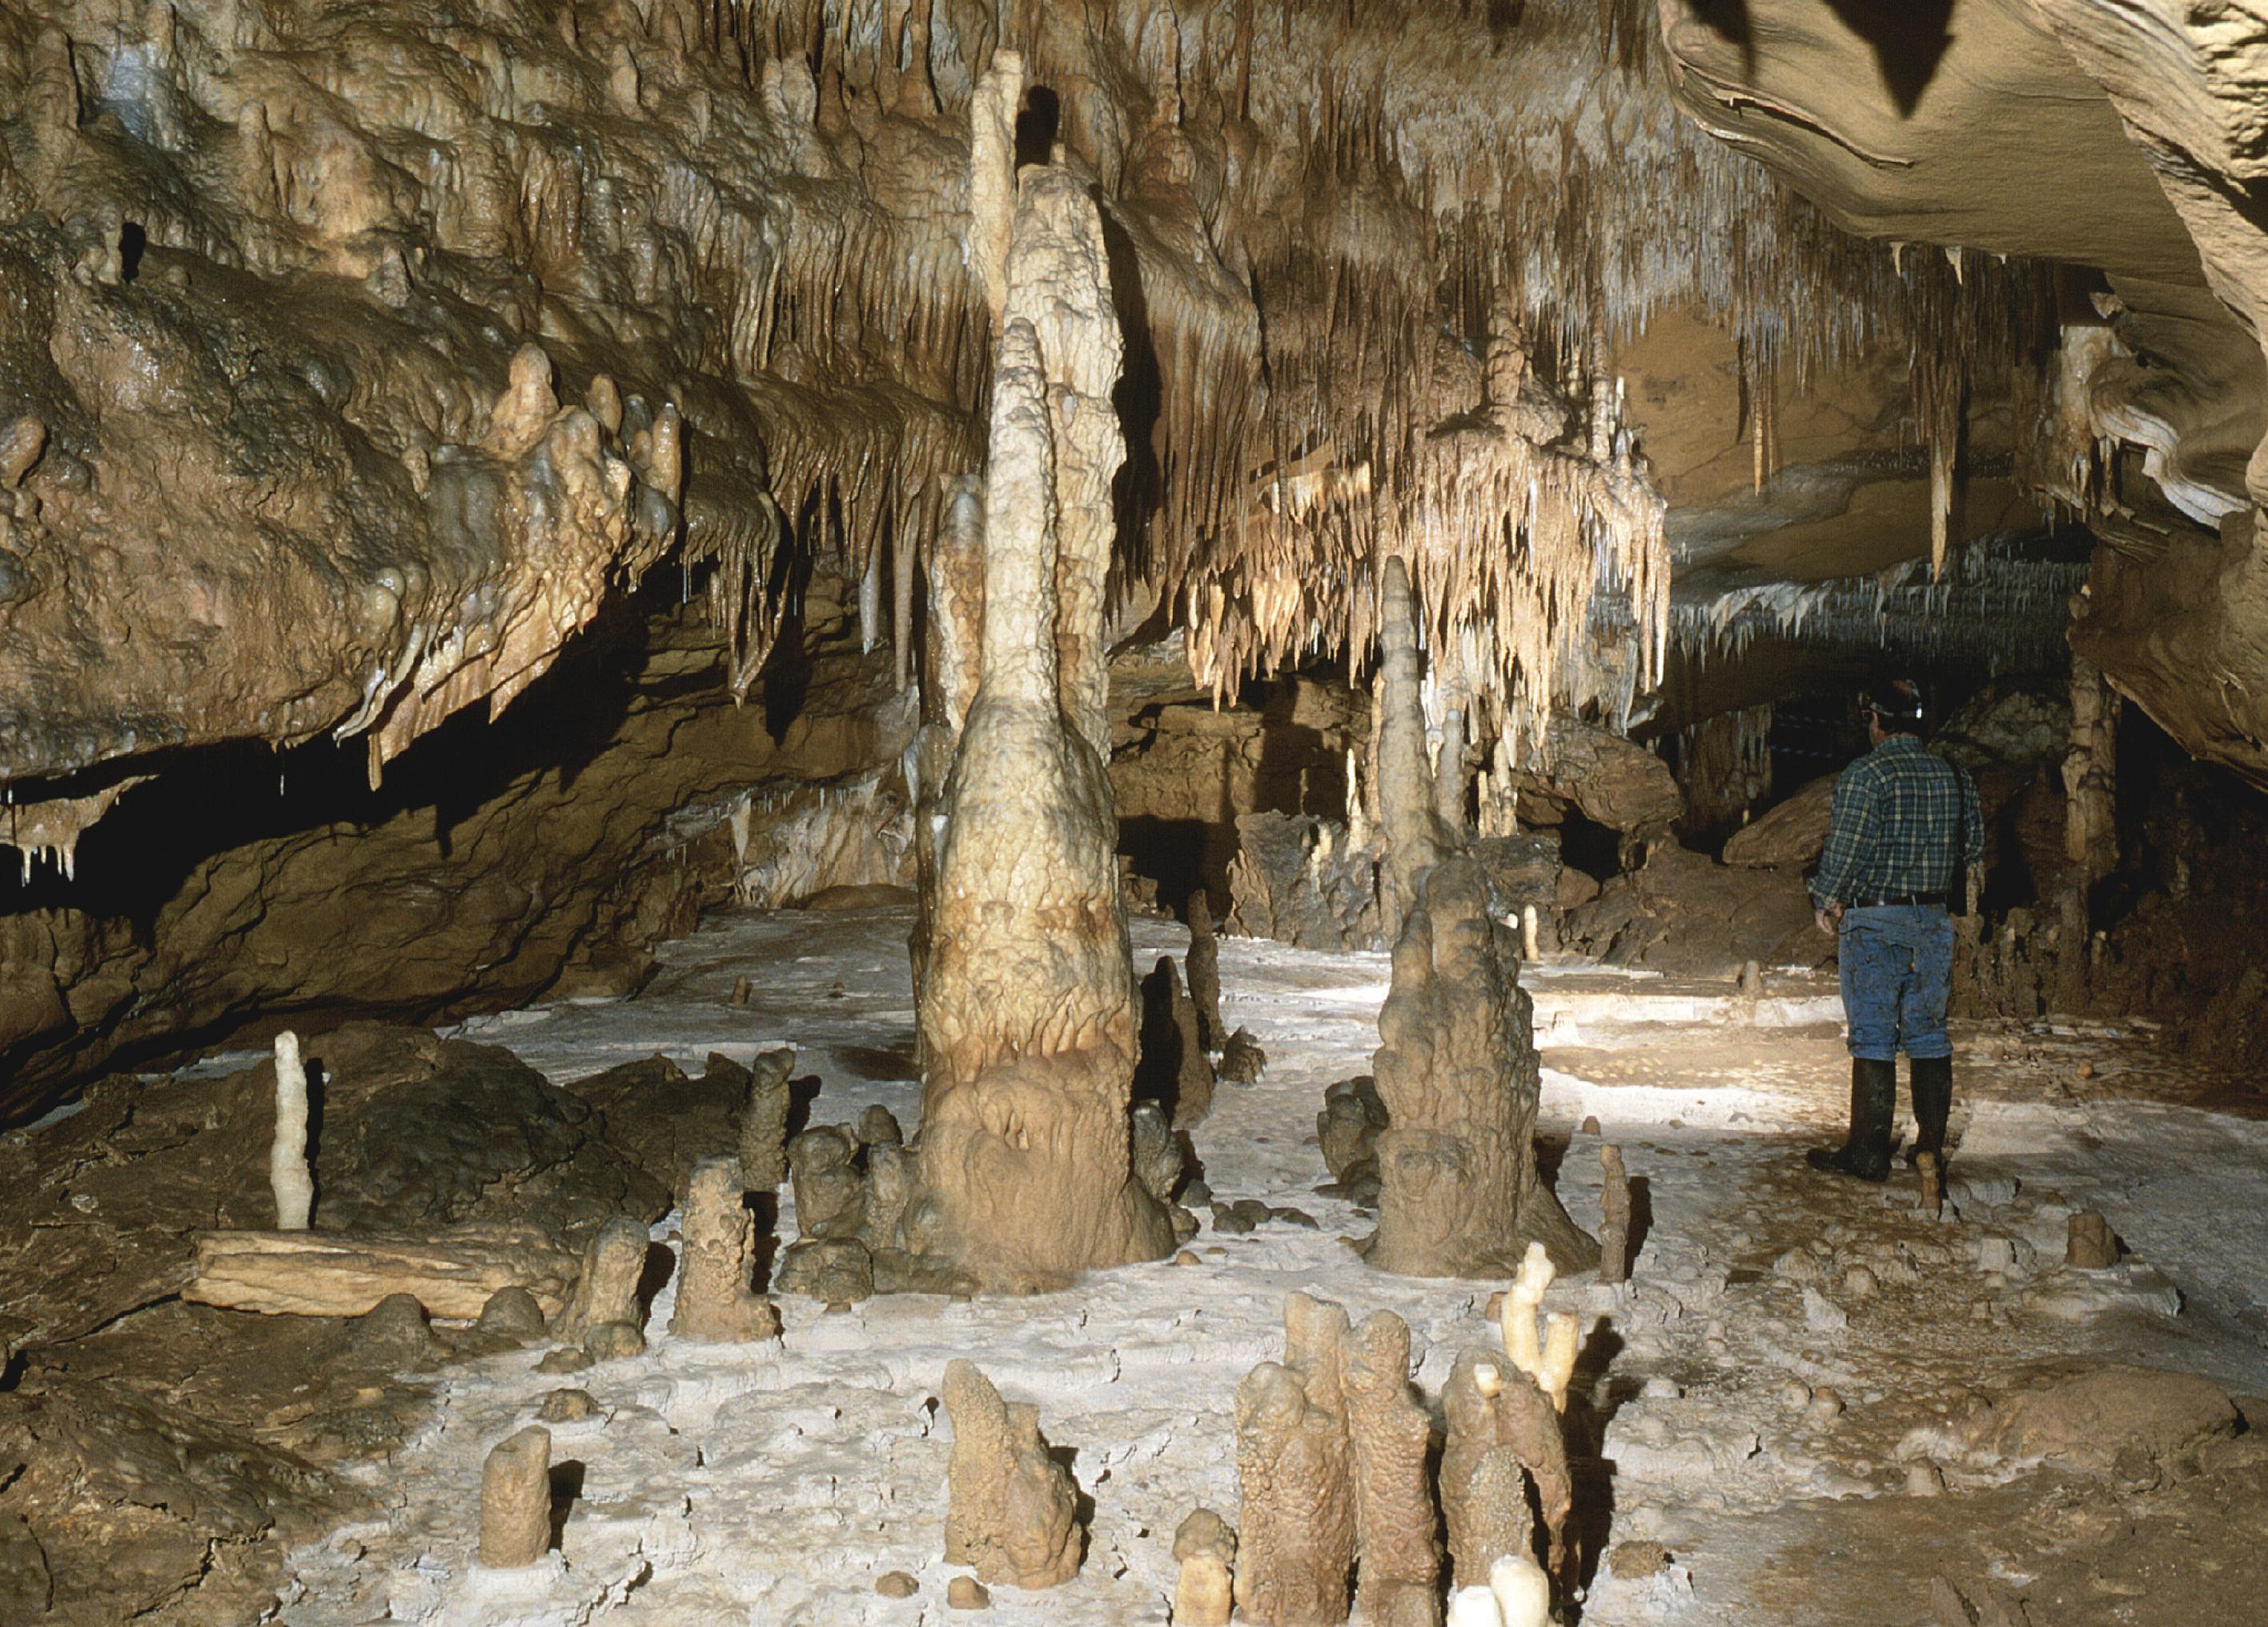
[
  {"left": 1186, "top": 889, "right": 1228, "bottom": 1051},
  {"left": 910, "top": 155, "right": 1171, "bottom": 1284},
  {"left": 553, "top": 1216, "right": 650, "bottom": 1344},
  {"left": 737, "top": 1047, "right": 797, "bottom": 1193},
  {"left": 1344, "top": 1311, "right": 1443, "bottom": 1627},
  {"left": 479, "top": 1426, "right": 554, "bottom": 1569},
  {"left": 667, "top": 1156, "right": 779, "bottom": 1344},
  {"left": 1135, "top": 954, "right": 1216, "bottom": 1130},
  {"left": 1439, "top": 1348, "right": 1533, "bottom": 1593},
  {"left": 1375, "top": 556, "right": 1451, "bottom": 941},
  {"left": 1369, "top": 856, "right": 1598, "bottom": 1278},
  {"left": 1233, "top": 1293, "right": 1358, "bottom": 1627},
  {"left": 941, "top": 1358, "right": 1082, "bottom": 1591}
]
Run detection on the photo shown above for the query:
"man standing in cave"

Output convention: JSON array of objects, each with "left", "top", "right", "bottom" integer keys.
[{"left": 1806, "top": 677, "right": 1985, "bottom": 1182}]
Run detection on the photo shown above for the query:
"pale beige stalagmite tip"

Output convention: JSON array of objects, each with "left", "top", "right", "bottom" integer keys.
[
  {"left": 478, "top": 1425, "right": 553, "bottom": 1569},
  {"left": 269, "top": 1030, "right": 314, "bottom": 1231},
  {"left": 1171, "top": 1509, "right": 1237, "bottom": 1627},
  {"left": 968, "top": 51, "right": 1025, "bottom": 330},
  {"left": 1447, "top": 1587, "right": 1506, "bottom": 1627},
  {"left": 1488, "top": 1553, "right": 1553, "bottom": 1627},
  {"left": 1537, "top": 1313, "right": 1580, "bottom": 1414},
  {"left": 1499, "top": 1242, "right": 1552, "bottom": 1394}
]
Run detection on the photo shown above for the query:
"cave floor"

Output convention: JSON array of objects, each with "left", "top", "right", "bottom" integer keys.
[{"left": 267, "top": 906, "right": 2268, "bottom": 1626}]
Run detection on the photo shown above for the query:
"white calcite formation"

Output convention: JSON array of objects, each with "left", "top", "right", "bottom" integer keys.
[{"left": 268, "top": 1030, "right": 314, "bottom": 1231}]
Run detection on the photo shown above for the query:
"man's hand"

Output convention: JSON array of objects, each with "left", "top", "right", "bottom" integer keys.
[{"left": 1814, "top": 903, "right": 1842, "bottom": 936}]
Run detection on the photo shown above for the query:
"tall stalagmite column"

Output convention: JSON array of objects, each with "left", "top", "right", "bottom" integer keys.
[
  {"left": 1369, "top": 856, "right": 1598, "bottom": 1277},
  {"left": 909, "top": 136, "right": 1174, "bottom": 1284}
]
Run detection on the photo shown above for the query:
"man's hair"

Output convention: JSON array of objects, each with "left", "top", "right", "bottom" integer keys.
[{"left": 1863, "top": 676, "right": 1925, "bottom": 734}]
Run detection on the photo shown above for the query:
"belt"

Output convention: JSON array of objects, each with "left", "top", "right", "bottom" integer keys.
[{"left": 1850, "top": 892, "right": 1945, "bottom": 909}]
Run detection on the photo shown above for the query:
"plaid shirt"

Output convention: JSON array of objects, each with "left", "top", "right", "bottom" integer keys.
[{"left": 1811, "top": 734, "right": 1984, "bottom": 908}]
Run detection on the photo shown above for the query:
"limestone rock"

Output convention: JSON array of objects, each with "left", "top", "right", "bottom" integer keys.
[
  {"left": 553, "top": 1216, "right": 652, "bottom": 1342},
  {"left": 1507, "top": 717, "right": 1683, "bottom": 834},
  {"left": 0, "top": 1380, "right": 369, "bottom": 1625},
  {"left": 185, "top": 1225, "right": 580, "bottom": 1320},
  {"left": 1957, "top": 1365, "right": 2238, "bottom": 1476},
  {"left": 1172, "top": 1509, "right": 1237, "bottom": 1627},
  {"left": 777, "top": 1238, "right": 877, "bottom": 1304},
  {"left": 668, "top": 1157, "right": 780, "bottom": 1344},
  {"left": 2067, "top": 1210, "right": 2121, "bottom": 1269},
  {"left": 1220, "top": 1027, "right": 1269, "bottom": 1083},
  {"left": 789, "top": 1126, "right": 869, "bottom": 1241},
  {"left": 1186, "top": 890, "right": 1228, "bottom": 1051},
  {"left": 1129, "top": 1102, "right": 1185, "bottom": 1207},
  {"left": 1227, "top": 812, "right": 1387, "bottom": 951},
  {"left": 1370, "top": 857, "right": 1597, "bottom": 1277},
  {"left": 473, "top": 1286, "right": 549, "bottom": 1348},
  {"left": 947, "top": 1575, "right": 992, "bottom": 1609},
  {"left": 536, "top": 1388, "right": 597, "bottom": 1424},
  {"left": 942, "top": 1359, "right": 1082, "bottom": 1589},
  {"left": 739, "top": 1047, "right": 798, "bottom": 1191},
  {"left": 583, "top": 1320, "right": 644, "bottom": 1361},
  {"left": 1721, "top": 773, "right": 1836, "bottom": 869},
  {"left": 479, "top": 1426, "right": 552, "bottom": 1569}
]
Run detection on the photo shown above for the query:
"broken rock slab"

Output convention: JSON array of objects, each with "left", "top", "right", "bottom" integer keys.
[{"left": 184, "top": 1225, "right": 581, "bottom": 1320}]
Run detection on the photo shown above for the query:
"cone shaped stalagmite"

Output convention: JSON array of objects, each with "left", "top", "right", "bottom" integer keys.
[
  {"left": 1369, "top": 856, "right": 1598, "bottom": 1278},
  {"left": 909, "top": 151, "right": 1173, "bottom": 1285}
]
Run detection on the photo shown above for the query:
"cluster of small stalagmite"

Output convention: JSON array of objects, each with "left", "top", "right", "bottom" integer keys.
[{"left": 1230, "top": 1287, "right": 1582, "bottom": 1625}]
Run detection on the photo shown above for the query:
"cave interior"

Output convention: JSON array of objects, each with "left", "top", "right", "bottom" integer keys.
[{"left": 1, "top": 2, "right": 2265, "bottom": 1624}]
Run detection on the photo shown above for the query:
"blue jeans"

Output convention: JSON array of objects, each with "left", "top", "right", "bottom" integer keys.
[{"left": 1838, "top": 905, "right": 1954, "bottom": 1061}]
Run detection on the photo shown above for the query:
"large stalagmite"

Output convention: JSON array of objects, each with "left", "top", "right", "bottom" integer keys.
[
  {"left": 908, "top": 155, "right": 1173, "bottom": 1284},
  {"left": 1369, "top": 856, "right": 1598, "bottom": 1278}
]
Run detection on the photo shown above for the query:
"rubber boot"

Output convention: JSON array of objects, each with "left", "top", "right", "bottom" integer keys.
[
  {"left": 1906, "top": 1055, "right": 1953, "bottom": 1170},
  {"left": 1807, "top": 1058, "right": 1896, "bottom": 1181}
]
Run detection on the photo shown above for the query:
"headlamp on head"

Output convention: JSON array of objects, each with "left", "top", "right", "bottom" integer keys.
[{"left": 1861, "top": 676, "right": 1925, "bottom": 728}]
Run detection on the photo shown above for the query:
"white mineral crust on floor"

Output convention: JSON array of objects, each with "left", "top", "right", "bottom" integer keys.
[{"left": 270, "top": 906, "right": 2268, "bottom": 1626}]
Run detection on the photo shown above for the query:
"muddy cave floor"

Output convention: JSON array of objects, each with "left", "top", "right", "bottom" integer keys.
[{"left": 89, "top": 909, "right": 2268, "bottom": 1622}]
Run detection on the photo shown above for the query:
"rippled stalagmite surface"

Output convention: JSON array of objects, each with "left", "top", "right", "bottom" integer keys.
[{"left": 909, "top": 152, "right": 1173, "bottom": 1284}]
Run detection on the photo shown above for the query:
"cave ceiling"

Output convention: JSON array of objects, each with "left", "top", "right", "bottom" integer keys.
[{"left": 3, "top": 0, "right": 2266, "bottom": 881}]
